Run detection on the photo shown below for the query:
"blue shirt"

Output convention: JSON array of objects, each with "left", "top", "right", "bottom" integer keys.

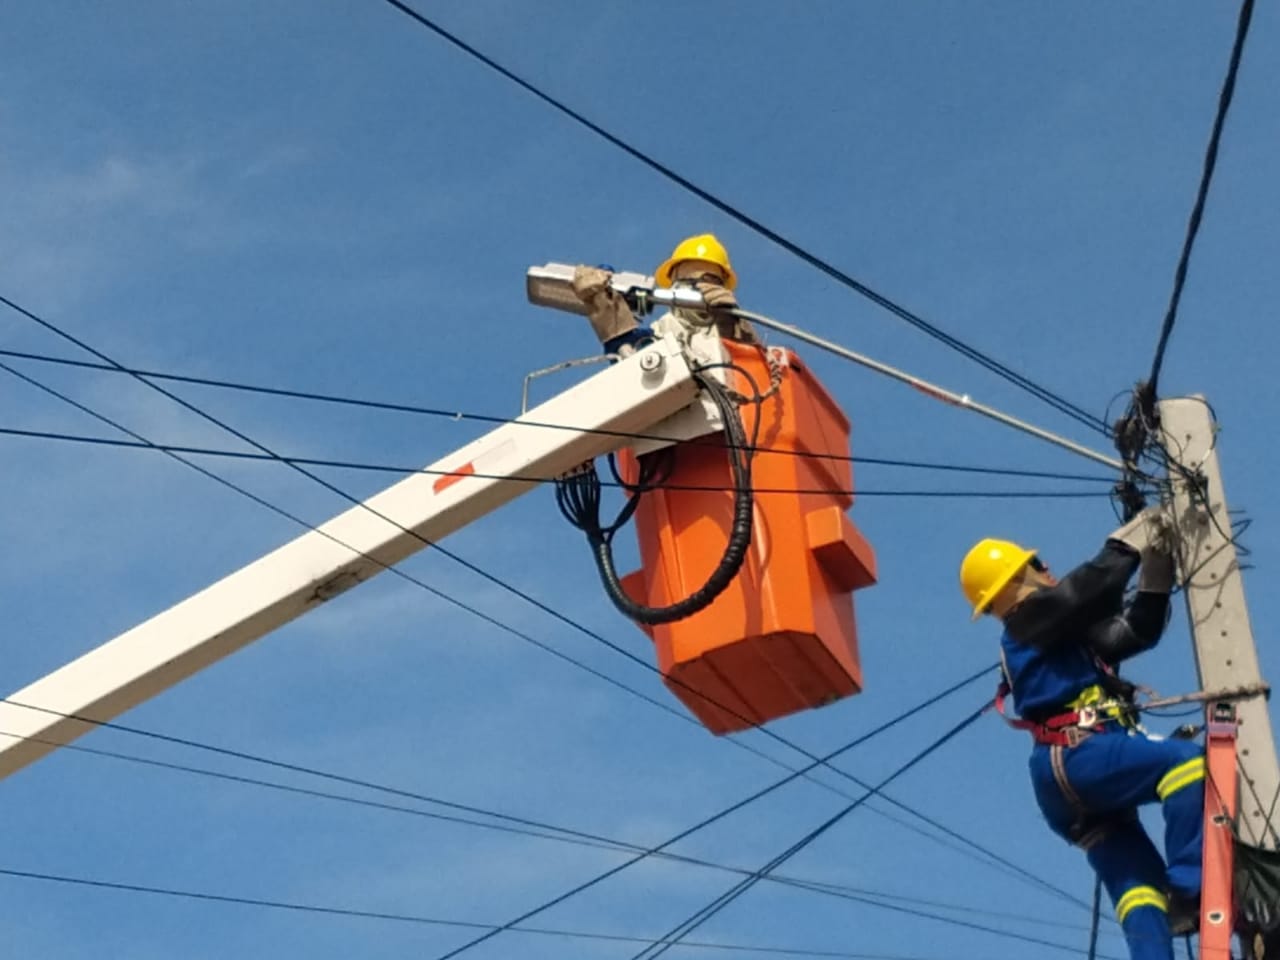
[{"left": 1001, "top": 627, "right": 1110, "bottom": 720}]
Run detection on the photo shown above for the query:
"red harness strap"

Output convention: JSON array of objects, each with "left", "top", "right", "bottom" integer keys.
[{"left": 993, "top": 681, "right": 1106, "bottom": 747}]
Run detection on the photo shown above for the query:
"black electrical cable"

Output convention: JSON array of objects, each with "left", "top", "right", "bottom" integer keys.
[
  {"left": 628, "top": 702, "right": 990, "bottom": 960},
  {"left": 370, "top": 2, "right": 1110, "bottom": 437},
  {"left": 769, "top": 883, "right": 1128, "bottom": 960},
  {"left": 0, "top": 360, "right": 1092, "bottom": 914},
  {"left": 5, "top": 665, "right": 1081, "bottom": 939},
  {"left": 0, "top": 864, "right": 1103, "bottom": 960},
  {"left": 0, "top": 300, "right": 1094, "bottom": 913},
  {"left": 1087, "top": 876, "right": 1103, "bottom": 960},
  {"left": 773, "top": 880, "right": 1126, "bottom": 942},
  {"left": 0, "top": 722, "right": 1105, "bottom": 937},
  {"left": 0, "top": 865, "right": 1003, "bottom": 960},
  {"left": 4, "top": 669, "right": 1014, "bottom": 958},
  {"left": 427, "top": 690, "right": 1003, "bottom": 960},
  {"left": 0, "top": 425, "right": 1118, "bottom": 499},
  {"left": 560, "top": 368, "right": 757, "bottom": 625},
  {"left": 0, "top": 358, "right": 718, "bottom": 734},
  {"left": 0, "top": 345, "right": 1117, "bottom": 484},
  {"left": 1147, "top": 0, "right": 1256, "bottom": 397}
]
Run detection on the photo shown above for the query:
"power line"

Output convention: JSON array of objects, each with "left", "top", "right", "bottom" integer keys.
[
  {"left": 0, "top": 723, "right": 1106, "bottom": 938},
  {"left": 372, "top": 1, "right": 1111, "bottom": 437},
  {"left": 0, "top": 298, "right": 1090, "bottom": 914},
  {"left": 6, "top": 666, "right": 984, "bottom": 955},
  {"left": 0, "top": 865, "right": 1098, "bottom": 960},
  {"left": 0, "top": 345, "right": 1115, "bottom": 484},
  {"left": 0, "top": 357, "right": 713, "bottom": 732},
  {"left": 746, "top": 875, "right": 1126, "bottom": 960},
  {"left": 1147, "top": 0, "right": 1256, "bottom": 395},
  {"left": 0, "top": 362, "right": 1090, "bottom": 915},
  {"left": 0, "top": 424, "right": 1113, "bottom": 499},
  {"left": 774, "top": 876, "right": 1119, "bottom": 940},
  {"left": 629, "top": 703, "right": 990, "bottom": 960},
  {"left": 425, "top": 695, "right": 1059, "bottom": 960},
  {"left": 3, "top": 665, "right": 1098, "bottom": 940},
  {"left": 0, "top": 355, "right": 1018, "bottom": 893}
]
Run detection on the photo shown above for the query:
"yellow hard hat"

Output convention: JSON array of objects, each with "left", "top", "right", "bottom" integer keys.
[
  {"left": 655, "top": 233, "right": 737, "bottom": 290},
  {"left": 959, "top": 538, "right": 1037, "bottom": 620}
]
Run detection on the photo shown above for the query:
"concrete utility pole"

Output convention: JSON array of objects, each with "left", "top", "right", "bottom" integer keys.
[{"left": 1159, "top": 396, "right": 1279, "bottom": 849}]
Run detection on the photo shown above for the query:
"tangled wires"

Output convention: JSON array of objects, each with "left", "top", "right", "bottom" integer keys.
[
  {"left": 1111, "top": 387, "right": 1252, "bottom": 580},
  {"left": 556, "top": 364, "right": 762, "bottom": 626}
]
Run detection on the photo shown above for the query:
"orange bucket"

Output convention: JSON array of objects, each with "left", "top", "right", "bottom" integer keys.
[{"left": 619, "top": 340, "right": 877, "bottom": 734}]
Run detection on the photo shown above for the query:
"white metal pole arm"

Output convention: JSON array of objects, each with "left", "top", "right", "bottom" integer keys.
[
  {"left": 731, "top": 309, "right": 1125, "bottom": 472},
  {"left": 0, "top": 335, "right": 701, "bottom": 782}
]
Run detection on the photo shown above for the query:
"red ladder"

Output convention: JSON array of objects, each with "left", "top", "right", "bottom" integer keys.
[{"left": 1200, "top": 702, "right": 1238, "bottom": 958}]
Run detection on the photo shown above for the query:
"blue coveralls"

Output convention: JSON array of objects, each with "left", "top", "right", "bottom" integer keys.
[{"left": 1000, "top": 544, "right": 1204, "bottom": 960}]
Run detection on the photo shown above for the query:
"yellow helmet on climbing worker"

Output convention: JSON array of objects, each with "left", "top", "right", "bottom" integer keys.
[
  {"left": 655, "top": 233, "right": 738, "bottom": 291},
  {"left": 960, "top": 538, "right": 1038, "bottom": 620}
]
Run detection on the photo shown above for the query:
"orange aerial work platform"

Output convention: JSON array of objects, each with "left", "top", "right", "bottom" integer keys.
[{"left": 619, "top": 340, "right": 878, "bottom": 734}]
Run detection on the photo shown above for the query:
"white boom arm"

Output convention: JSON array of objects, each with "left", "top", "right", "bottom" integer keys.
[{"left": 0, "top": 335, "right": 704, "bottom": 781}]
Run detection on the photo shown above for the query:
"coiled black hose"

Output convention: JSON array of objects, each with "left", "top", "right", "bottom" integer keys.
[{"left": 556, "top": 367, "right": 756, "bottom": 626}]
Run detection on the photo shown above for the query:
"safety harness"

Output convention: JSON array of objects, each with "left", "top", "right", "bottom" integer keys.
[
  {"left": 996, "top": 652, "right": 1144, "bottom": 847},
  {"left": 993, "top": 682, "right": 1111, "bottom": 747},
  {"left": 995, "top": 646, "right": 1140, "bottom": 748}
]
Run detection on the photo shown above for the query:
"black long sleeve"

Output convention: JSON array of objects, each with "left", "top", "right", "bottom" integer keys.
[
  {"left": 1004, "top": 541, "right": 1140, "bottom": 653},
  {"left": 1087, "top": 591, "right": 1171, "bottom": 667}
]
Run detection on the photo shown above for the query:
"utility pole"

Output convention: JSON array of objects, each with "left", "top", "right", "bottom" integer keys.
[
  {"left": 1159, "top": 395, "right": 1279, "bottom": 958},
  {"left": 1159, "top": 395, "right": 1279, "bottom": 848}
]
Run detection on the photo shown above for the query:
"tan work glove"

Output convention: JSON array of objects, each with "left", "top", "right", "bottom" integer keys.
[
  {"left": 572, "top": 265, "right": 638, "bottom": 346},
  {"left": 690, "top": 281, "right": 763, "bottom": 343},
  {"left": 1106, "top": 505, "right": 1165, "bottom": 554},
  {"left": 695, "top": 280, "right": 738, "bottom": 310}
]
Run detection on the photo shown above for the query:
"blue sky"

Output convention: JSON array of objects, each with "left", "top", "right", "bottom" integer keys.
[{"left": 2, "top": 3, "right": 1278, "bottom": 958}]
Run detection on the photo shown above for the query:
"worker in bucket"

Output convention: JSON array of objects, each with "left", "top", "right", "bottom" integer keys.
[
  {"left": 960, "top": 508, "right": 1203, "bottom": 960},
  {"left": 570, "top": 233, "right": 758, "bottom": 351}
]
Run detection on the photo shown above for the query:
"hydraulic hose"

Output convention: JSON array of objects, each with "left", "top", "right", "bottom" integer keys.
[{"left": 558, "top": 368, "right": 755, "bottom": 626}]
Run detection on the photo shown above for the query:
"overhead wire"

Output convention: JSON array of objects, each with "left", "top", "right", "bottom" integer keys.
[
  {"left": 0, "top": 724, "right": 1109, "bottom": 938},
  {"left": 6, "top": 6, "right": 1255, "bottom": 955},
  {"left": 0, "top": 665, "right": 1109, "bottom": 940},
  {"left": 372, "top": 1, "right": 1111, "bottom": 438},
  {"left": 1146, "top": 0, "right": 1256, "bottom": 396},
  {"left": 1, "top": 675, "right": 1127, "bottom": 951},
  {"left": 1114, "top": 0, "right": 1256, "bottom": 524},
  {"left": 626, "top": 702, "right": 990, "bottom": 960},
  {"left": 0, "top": 424, "right": 1116, "bottom": 499},
  {"left": 426, "top": 696, "right": 1071, "bottom": 960},
  {"left": 0, "top": 295, "right": 1104, "bottom": 912},
  {"left": 0, "top": 359, "right": 1078, "bottom": 906},
  {"left": 7, "top": 662, "right": 990, "bottom": 855},
  {"left": 1087, "top": 876, "right": 1103, "bottom": 960},
  {"left": 756, "top": 877, "right": 1127, "bottom": 960},
  {"left": 0, "top": 865, "right": 1108, "bottom": 960},
  {"left": 0, "top": 312, "right": 1100, "bottom": 926},
  {"left": 1, "top": 356, "right": 996, "bottom": 864},
  {"left": 0, "top": 344, "right": 1116, "bottom": 484}
]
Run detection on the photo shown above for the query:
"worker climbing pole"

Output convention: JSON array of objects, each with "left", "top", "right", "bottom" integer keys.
[{"left": 952, "top": 389, "right": 1277, "bottom": 960}]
